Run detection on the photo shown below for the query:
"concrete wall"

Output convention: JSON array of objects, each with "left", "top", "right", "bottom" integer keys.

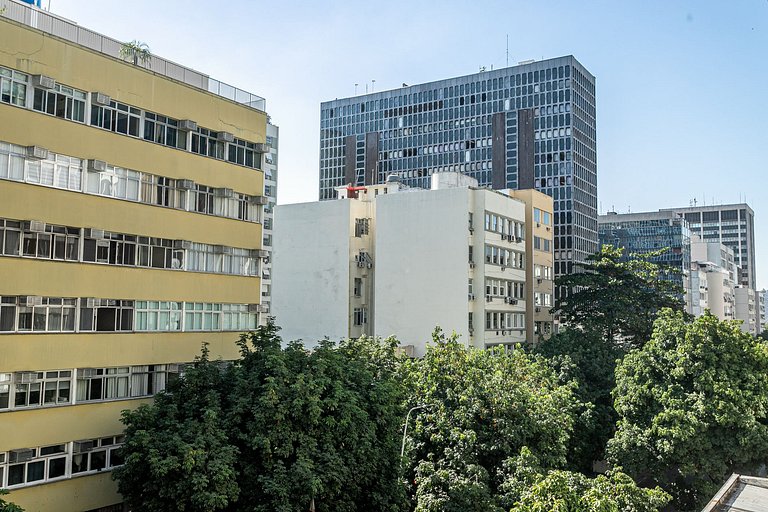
[
  {"left": 272, "top": 201, "right": 351, "bottom": 344},
  {"left": 374, "top": 188, "right": 470, "bottom": 356}
]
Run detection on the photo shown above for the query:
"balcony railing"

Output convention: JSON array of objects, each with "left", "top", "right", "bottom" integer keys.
[{"left": 0, "top": 0, "right": 266, "bottom": 111}]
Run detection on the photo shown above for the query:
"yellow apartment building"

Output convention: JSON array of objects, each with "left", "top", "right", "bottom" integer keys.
[
  {"left": 0, "top": 2, "right": 268, "bottom": 510},
  {"left": 507, "top": 189, "right": 555, "bottom": 342}
]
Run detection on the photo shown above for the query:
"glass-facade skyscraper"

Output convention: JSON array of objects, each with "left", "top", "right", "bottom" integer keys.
[{"left": 319, "top": 56, "right": 597, "bottom": 280}]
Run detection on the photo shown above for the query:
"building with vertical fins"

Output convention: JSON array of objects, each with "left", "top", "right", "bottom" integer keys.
[
  {"left": 259, "top": 121, "right": 279, "bottom": 323},
  {"left": 319, "top": 56, "right": 597, "bottom": 289},
  {"left": 0, "top": 1, "right": 269, "bottom": 509}
]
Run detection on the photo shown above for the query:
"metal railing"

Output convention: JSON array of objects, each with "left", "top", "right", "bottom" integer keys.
[{"left": 1, "top": 0, "right": 266, "bottom": 111}]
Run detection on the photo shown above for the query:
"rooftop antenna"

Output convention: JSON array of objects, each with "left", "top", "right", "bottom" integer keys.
[
  {"left": 365, "top": 83, "right": 368, "bottom": 94},
  {"left": 506, "top": 34, "right": 509, "bottom": 67},
  {"left": 371, "top": 79, "right": 375, "bottom": 92},
  {"left": 354, "top": 83, "right": 358, "bottom": 95}
]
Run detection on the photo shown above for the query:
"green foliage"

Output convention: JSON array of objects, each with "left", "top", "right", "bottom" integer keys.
[
  {"left": 114, "top": 322, "right": 408, "bottom": 512},
  {"left": 0, "top": 490, "right": 24, "bottom": 512},
  {"left": 402, "top": 329, "right": 579, "bottom": 511},
  {"left": 607, "top": 310, "right": 768, "bottom": 510},
  {"left": 554, "top": 245, "right": 684, "bottom": 348},
  {"left": 119, "top": 40, "right": 151, "bottom": 66},
  {"left": 535, "top": 329, "right": 624, "bottom": 472}
]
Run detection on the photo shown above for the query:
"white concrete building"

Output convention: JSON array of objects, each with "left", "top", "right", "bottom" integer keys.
[
  {"left": 272, "top": 173, "right": 553, "bottom": 355},
  {"left": 735, "top": 286, "right": 758, "bottom": 335},
  {"left": 690, "top": 237, "right": 737, "bottom": 321},
  {"left": 259, "top": 121, "right": 279, "bottom": 324}
]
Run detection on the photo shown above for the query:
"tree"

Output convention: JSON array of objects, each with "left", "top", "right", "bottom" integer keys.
[
  {"left": 554, "top": 245, "right": 684, "bottom": 348},
  {"left": 114, "top": 322, "right": 407, "bottom": 512},
  {"left": 402, "top": 329, "right": 580, "bottom": 511},
  {"left": 607, "top": 310, "right": 768, "bottom": 510},
  {"left": 0, "top": 490, "right": 24, "bottom": 512},
  {"left": 535, "top": 329, "right": 624, "bottom": 473},
  {"left": 499, "top": 448, "right": 670, "bottom": 512},
  {"left": 119, "top": 40, "right": 151, "bottom": 66}
]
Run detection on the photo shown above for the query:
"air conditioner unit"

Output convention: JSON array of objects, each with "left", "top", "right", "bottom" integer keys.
[
  {"left": 92, "top": 92, "right": 111, "bottom": 106},
  {"left": 505, "top": 297, "right": 518, "bottom": 305},
  {"left": 468, "top": 293, "right": 475, "bottom": 301},
  {"left": 536, "top": 222, "right": 541, "bottom": 227},
  {"left": 256, "top": 249, "right": 270, "bottom": 259},
  {"left": 357, "top": 261, "right": 365, "bottom": 268},
  {"left": 177, "top": 119, "right": 198, "bottom": 131},
  {"left": 18, "top": 296, "right": 43, "bottom": 307},
  {"left": 253, "top": 142, "right": 270, "bottom": 153},
  {"left": 26, "top": 145, "right": 49, "bottom": 160},
  {"left": 251, "top": 195, "right": 269, "bottom": 205},
  {"left": 537, "top": 278, "right": 543, "bottom": 284},
  {"left": 87, "top": 159, "right": 107, "bottom": 172},
  {"left": 216, "top": 131, "right": 235, "bottom": 143},
  {"left": 85, "top": 228, "right": 106, "bottom": 240},
  {"left": 15, "top": 371, "right": 40, "bottom": 384},
  {"left": 214, "top": 187, "right": 234, "bottom": 198},
  {"left": 174, "top": 240, "right": 192, "bottom": 250},
  {"left": 9, "top": 449, "right": 35, "bottom": 463},
  {"left": 248, "top": 304, "right": 269, "bottom": 313},
  {"left": 502, "top": 330, "right": 507, "bottom": 335},
  {"left": 73, "top": 440, "right": 95, "bottom": 454},
  {"left": 468, "top": 328, "right": 474, "bottom": 335},
  {"left": 176, "top": 179, "right": 196, "bottom": 190},
  {"left": 27, "top": 220, "right": 47, "bottom": 233},
  {"left": 501, "top": 266, "right": 506, "bottom": 271},
  {"left": 213, "top": 245, "right": 233, "bottom": 255},
  {"left": 535, "top": 307, "right": 542, "bottom": 312},
  {"left": 469, "top": 262, "right": 476, "bottom": 269},
  {"left": 366, "top": 263, "right": 373, "bottom": 269},
  {"left": 32, "top": 74, "right": 56, "bottom": 89},
  {"left": 167, "top": 364, "right": 180, "bottom": 373},
  {"left": 78, "top": 368, "right": 97, "bottom": 378},
  {"left": 486, "top": 295, "right": 492, "bottom": 302}
]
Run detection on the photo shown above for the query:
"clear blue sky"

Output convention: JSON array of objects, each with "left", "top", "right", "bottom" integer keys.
[{"left": 49, "top": 0, "right": 768, "bottom": 289}]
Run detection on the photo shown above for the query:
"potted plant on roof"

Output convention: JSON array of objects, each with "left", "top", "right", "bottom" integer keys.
[{"left": 119, "top": 40, "right": 151, "bottom": 67}]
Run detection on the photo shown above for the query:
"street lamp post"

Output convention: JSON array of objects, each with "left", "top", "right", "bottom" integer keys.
[{"left": 401, "top": 404, "right": 430, "bottom": 459}]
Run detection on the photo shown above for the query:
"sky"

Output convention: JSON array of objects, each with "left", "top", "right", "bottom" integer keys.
[{"left": 47, "top": 0, "right": 768, "bottom": 289}]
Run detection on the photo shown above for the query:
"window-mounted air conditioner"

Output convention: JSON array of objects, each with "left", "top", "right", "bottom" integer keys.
[
  {"left": 366, "top": 263, "right": 373, "bottom": 269},
  {"left": 537, "top": 278, "right": 543, "bottom": 284},
  {"left": 92, "top": 92, "right": 111, "bottom": 106},
  {"left": 178, "top": 119, "right": 198, "bottom": 132},
  {"left": 255, "top": 249, "right": 270, "bottom": 259},
  {"left": 9, "top": 449, "right": 35, "bottom": 463},
  {"left": 26, "top": 145, "right": 49, "bottom": 160},
  {"left": 214, "top": 188, "right": 234, "bottom": 198},
  {"left": 505, "top": 297, "right": 518, "bottom": 305},
  {"left": 85, "top": 228, "right": 106, "bottom": 240},
  {"left": 486, "top": 295, "right": 492, "bottom": 302},
  {"left": 84, "top": 298, "right": 102, "bottom": 308},
  {"left": 216, "top": 131, "right": 235, "bottom": 143},
  {"left": 253, "top": 142, "right": 270, "bottom": 153},
  {"left": 213, "top": 245, "right": 233, "bottom": 255},
  {"left": 87, "top": 159, "right": 107, "bottom": 172},
  {"left": 77, "top": 368, "right": 97, "bottom": 378},
  {"left": 174, "top": 240, "right": 192, "bottom": 250},
  {"left": 469, "top": 262, "right": 476, "bottom": 269},
  {"left": 251, "top": 195, "right": 269, "bottom": 205},
  {"left": 248, "top": 304, "right": 269, "bottom": 313},
  {"left": 32, "top": 74, "right": 56, "bottom": 90},
  {"left": 356, "top": 261, "right": 365, "bottom": 268},
  {"left": 26, "top": 220, "right": 47, "bottom": 233},
  {"left": 176, "top": 179, "right": 195, "bottom": 190},
  {"left": 73, "top": 440, "right": 94, "bottom": 453},
  {"left": 468, "top": 293, "right": 475, "bottom": 301},
  {"left": 501, "top": 266, "right": 507, "bottom": 271},
  {"left": 535, "top": 307, "right": 542, "bottom": 313}
]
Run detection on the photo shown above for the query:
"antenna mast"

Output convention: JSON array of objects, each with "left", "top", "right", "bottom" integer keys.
[{"left": 506, "top": 35, "right": 509, "bottom": 67}]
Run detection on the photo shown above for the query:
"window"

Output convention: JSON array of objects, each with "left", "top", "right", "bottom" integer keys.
[
  {"left": 227, "top": 138, "right": 259, "bottom": 168},
  {"left": 354, "top": 278, "right": 363, "bottom": 297},
  {"left": 20, "top": 222, "right": 79, "bottom": 261},
  {"left": 191, "top": 128, "right": 224, "bottom": 159},
  {"left": 192, "top": 185, "right": 215, "bottom": 214},
  {"left": 87, "top": 165, "right": 140, "bottom": 201},
  {"left": 91, "top": 100, "right": 141, "bottom": 137},
  {"left": 184, "top": 302, "right": 222, "bottom": 331},
  {"left": 221, "top": 304, "right": 257, "bottom": 331},
  {"left": 139, "top": 175, "right": 188, "bottom": 210},
  {"left": 6, "top": 444, "right": 67, "bottom": 487},
  {"left": 11, "top": 370, "right": 72, "bottom": 408},
  {"left": 0, "top": 67, "right": 28, "bottom": 107},
  {"left": 135, "top": 237, "right": 182, "bottom": 269},
  {"left": 143, "top": 112, "right": 185, "bottom": 149},
  {"left": 129, "top": 365, "right": 172, "bottom": 397},
  {"left": 78, "top": 299, "right": 134, "bottom": 332},
  {"left": 135, "top": 301, "right": 183, "bottom": 331},
  {"left": 76, "top": 367, "right": 130, "bottom": 401},
  {"left": 32, "top": 83, "right": 86, "bottom": 122},
  {"left": 82, "top": 231, "right": 137, "bottom": 266},
  {"left": 11, "top": 297, "right": 77, "bottom": 333},
  {"left": 0, "top": 219, "right": 22, "bottom": 256},
  {"left": 534, "top": 208, "right": 541, "bottom": 223},
  {"left": 0, "top": 143, "right": 25, "bottom": 181},
  {"left": 71, "top": 436, "right": 125, "bottom": 475},
  {"left": 354, "top": 218, "right": 370, "bottom": 237},
  {"left": 353, "top": 307, "right": 368, "bottom": 326}
]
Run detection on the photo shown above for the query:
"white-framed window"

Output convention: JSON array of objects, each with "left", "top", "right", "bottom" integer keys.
[
  {"left": 86, "top": 164, "right": 140, "bottom": 201},
  {"left": 90, "top": 100, "right": 141, "bottom": 137},
  {"left": 184, "top": 302, "right": 222, "bottom": 331},
  {"left": 78, "top": 299, "right": 134, "bottom": 332},
  {"left": 4, "top": 444, "right": 68, "bottom": 487},
  {"left": 0, "top": 67, "right": 28, "bottom": 107},
  {"left": 227, "top": 138, "right": 258, "bottom": 168},
  {"left": 143, "top": 111, "right": 185, "bottom": 149},
  {"left": 0, "top": 142, "right": 27, "bottom": 181},
  {"left": 32, "top": 83, "right": 87, "bottom": 123},
  {"left": 11, "top": 297, "right": 77, "bottom": 333},
  {"left": 76, "top": 367, "right": 130, "bottom": 401},
  {"left": 135, "top": 301, "right": 182, "bottom": 331},
  {"left": 191, "top": 128, "right": 224, "bottom": 159},
  {"left": 353, "top": 307, "right": 368, "bottom": 326}
]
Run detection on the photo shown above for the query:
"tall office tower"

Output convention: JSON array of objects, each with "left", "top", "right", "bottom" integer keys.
[
  {"left": 319, "top": 56, "right": 597, "bottom": 283},
  {"left": 273, "top": 173, "right": 554, "bottom": 353},
  {"left": 0, "top": 2, "right": 269, "bottom": 510},
  {"left": 662, "top": 203, "right": 758, "bottom": 333},
  {"left": 662, "top": 204, "right": 756, "bottom": 291},
  {"left": 598, "top": 210, "right": 692, "bottom": 308},
  {"left": 260, "top": 122, "right": 279, "bottom": 324}
]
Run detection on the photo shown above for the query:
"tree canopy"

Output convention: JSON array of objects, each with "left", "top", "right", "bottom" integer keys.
[
  {"left": 607, "top": 310, "right": 768, "bottom": 510},
  {"left": 554, "top": 245, "right": 684, "bottom": 348},
  {"left": 0, "top": 490, "right": 23, "bottom": 512},
  {"left": 114, "top": 323, "right": 408, "bottom": 512}
]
